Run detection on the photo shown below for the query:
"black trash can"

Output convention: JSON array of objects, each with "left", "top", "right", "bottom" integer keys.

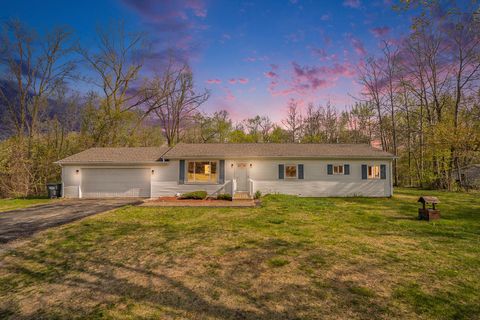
[{"left": 47, "top": 183, "right": 62, "bottom": 199}]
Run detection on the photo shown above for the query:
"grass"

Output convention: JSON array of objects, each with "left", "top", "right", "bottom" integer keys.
[
  {"left": 0, "top": 188, "right": 479, "bottom": 319},
  {"left": 0, "top": 197, "right": 53, "bottom": 212}
]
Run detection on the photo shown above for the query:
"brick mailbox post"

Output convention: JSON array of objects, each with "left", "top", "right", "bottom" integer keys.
[{"left": 418, "top": 196, "right": 440, "bottom": 221}]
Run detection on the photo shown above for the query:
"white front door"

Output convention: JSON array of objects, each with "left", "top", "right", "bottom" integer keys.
[{"left": 235, "top": 162, "right": 248, "bottom": 191}]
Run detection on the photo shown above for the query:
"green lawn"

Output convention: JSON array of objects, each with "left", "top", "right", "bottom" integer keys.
[
  {"left": 0, "top": 198, "right": 53, "bottom": 212},
  {"left": 0, "top": 188, "right": 479, "bottom": 319}
]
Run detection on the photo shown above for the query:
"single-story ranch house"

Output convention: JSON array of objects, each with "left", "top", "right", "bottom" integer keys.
[{"left": 56, "top": 143, "right": 395, "bottom": 198}]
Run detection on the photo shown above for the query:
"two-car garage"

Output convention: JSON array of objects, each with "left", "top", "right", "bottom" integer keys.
[{"left": 80, "top": 168, "right": 151, "bottom": 198}]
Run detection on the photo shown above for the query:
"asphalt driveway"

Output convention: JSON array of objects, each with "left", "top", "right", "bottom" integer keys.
[{"left": 0, "top": 199, "right": 142, "bottom": 243}]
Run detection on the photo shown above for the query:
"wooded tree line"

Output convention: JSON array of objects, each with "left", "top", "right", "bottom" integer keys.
[
  {"left": 0, "top": 2, "right": 479, "bottom": 197},
  {"left": 357, "top": 2, "right": 480, "bottom": 189}
]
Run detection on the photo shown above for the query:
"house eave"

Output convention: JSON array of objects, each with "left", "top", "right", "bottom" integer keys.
[
  {"left": 54, "top": 161, "right": 169, "bottom": 166},
  {"left": 164, "top": 155, "right": 395, "bottom": 160}
]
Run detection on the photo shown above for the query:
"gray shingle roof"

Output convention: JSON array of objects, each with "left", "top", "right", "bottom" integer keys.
[
  {"left": 56, "top": 143, "right": 394, "bottom": 164},
  {"left": 163, "top": 143, "right": 394, "bottom": 159},
  {"left": 55, "top": 147, "right": 170, "bottom": 164}
]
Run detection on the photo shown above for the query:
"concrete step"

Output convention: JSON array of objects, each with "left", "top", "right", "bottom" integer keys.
[{"left": 233, "top": 192, "right": 251, "bottom": 200}]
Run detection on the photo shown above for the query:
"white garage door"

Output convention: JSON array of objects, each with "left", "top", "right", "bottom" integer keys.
[{"left": 81, "top": 168, "right": 151, "bottom": 198}]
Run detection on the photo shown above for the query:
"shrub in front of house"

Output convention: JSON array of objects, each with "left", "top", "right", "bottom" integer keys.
[
  {"left": 217, "top": 194, "right": 232, "bottom": 201},
  {"left": 179, "top": 191, "right": 208, "bottom": 200},
  {"left": 254, "top": 190, "right": 262, "bottom": 199}
]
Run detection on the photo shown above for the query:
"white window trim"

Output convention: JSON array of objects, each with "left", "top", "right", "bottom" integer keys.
[
  {"left": 367, "top": 164, "right": 381, "bottom": 180},
  {"left": 333, "top": 164, "right": 344, "bottom": 175},
  {"left": 186, "top": 160, "right": 219, "bottom": 184},
  {"left": 284, "top": 164, "right": 298, "bottom": 179}
]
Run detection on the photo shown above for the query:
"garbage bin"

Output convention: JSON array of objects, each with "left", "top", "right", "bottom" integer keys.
[{"left": 47, "top": 183, "right": 62, "bottom": 198}]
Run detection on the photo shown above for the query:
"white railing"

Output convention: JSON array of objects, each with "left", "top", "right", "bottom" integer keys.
[
  {"left": 248, "top": 178, "right": 254, "bottom": 197},
  {"left": 232, "top": 179, "right": 237, "bottom": 195}
]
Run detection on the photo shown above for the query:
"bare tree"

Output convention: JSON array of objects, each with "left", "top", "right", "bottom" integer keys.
[
  {"left": 0, "top": 19, "right": 75, "bottom": 140},
  {"left": 303, "top": 103, "right": 322, "bottom": 142},
  {"left": 357, "top": 57, "right": 387, "bottom": 150},
  {"left": 145, "top": 63, "right": 209, "bottom": 146},
  {"left": 78, "top": 21, "right": 148, "bottom": 146},
  {"left": 382, "top": 41, "right": 400, "bottom": 185},
  {"left": 447, "top": 10, "right": 480, "bottom": 187},
  {"left": 282, "top": 100, "right": 303, "bottom": 143}
]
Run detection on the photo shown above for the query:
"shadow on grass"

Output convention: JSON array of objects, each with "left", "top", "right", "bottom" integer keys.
[{"left": 1, "top": 237, "right": 393, "bottom": 320}]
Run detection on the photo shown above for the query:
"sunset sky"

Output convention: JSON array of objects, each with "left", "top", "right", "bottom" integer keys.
[{"left": 2, "top": 0, "right": 417, "bottom": 121}]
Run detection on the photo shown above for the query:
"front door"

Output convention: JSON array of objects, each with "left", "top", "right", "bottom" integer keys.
[{"left": 235, "top": 162, "right": 248, "bottom": 191}]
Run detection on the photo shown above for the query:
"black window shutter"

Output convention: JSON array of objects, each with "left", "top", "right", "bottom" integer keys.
[
  {"left": 179, "top": 160, "right": 185, "bottom": 184},
  {"left": 219, "top": 160, "right": 225, "bottom": 184},
  {"left": 278, "top": 164, "right": 284, "bottom": 179},
  {"left": 361, "top": 164, "right": 367, "bottom": 180},
  {"left": 380, "top": 164, "right": 387, "bottom": 180},
  {"left": 327, "top": 164, "right": 333, "bottom": 175},
  {"left": 298, "top": 164, "right": 304, "bottom": 179},
  {"left": 344, "top": 164, "right": 350, "bottom": 175}
]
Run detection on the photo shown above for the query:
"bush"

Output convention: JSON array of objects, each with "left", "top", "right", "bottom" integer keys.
[
  {"left": 254, "top": 190, "right": 262, "bottom": 199},
  {"left": 179, "top": 191, "right": 207, "bottom": 200},
  {"left": 217, "top": 193, "right": 232, "bottom": 201}
]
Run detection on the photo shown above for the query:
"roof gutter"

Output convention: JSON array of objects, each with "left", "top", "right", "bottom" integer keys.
[
  {"left": 54, "top": 160, "right": 169, "bottom": 166},
  {"left": 163, "top": 155, "right": 396, "bottom": 160}
]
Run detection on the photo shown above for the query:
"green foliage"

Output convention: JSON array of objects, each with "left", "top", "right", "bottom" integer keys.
[
  {"left": 216, "top": 193, "right": 232, "bottom": 201},
  {"left": 254, "top": 190, "right": 262, "bottom": 199},
  {"left": 179, "top": 191, "right": 208, "bottom": 200}
]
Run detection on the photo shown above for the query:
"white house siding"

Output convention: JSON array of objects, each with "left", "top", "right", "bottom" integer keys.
[
  {"left": 62, "top": 158, "right": 392, "bottom": 198},
  {"left": 152, "top": 159, "right": 391, "bottom": 198},
  {"left": 246, "top": 159, "right": 392, "bottom": 197},
  {"left": 62, "top": 166, "right": 81, "bottom": 198},
  {"left": 150, "top": 160, "right": 235, "bottom": 197}
]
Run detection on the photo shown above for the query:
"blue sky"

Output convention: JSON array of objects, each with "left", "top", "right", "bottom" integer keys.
[{"left": 1, "top": 0, "right": 414, "bottom": 121}]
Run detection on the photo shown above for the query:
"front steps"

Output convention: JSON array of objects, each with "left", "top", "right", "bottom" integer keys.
[{"left": 233, "top": 191, "right": 251, "bottom": 200}]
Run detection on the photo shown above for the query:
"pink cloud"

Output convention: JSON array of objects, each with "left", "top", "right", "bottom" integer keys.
[
  {"left": 350, "top": 37, "right": 367, "bottom": 56},
  {"left": 311, "top": 48, "right": 338, "bottom": 61},
  {"left": 206, "top": 79, "right": 221, "bottom": 84},
  {"left": 264, "top": 71, "right": 278, "bottom": 79},
  {"left": 370, "top": 26, "right": 390, "bottom": 38},
  {"left": 226, "top": 78, "right": 250, "bottom": 85},
  {"left": 343, "top": 0, "right": 361, "bottom": 8},
  {"left": 265, "top": 61, "right": 356, "bottom": 98}
]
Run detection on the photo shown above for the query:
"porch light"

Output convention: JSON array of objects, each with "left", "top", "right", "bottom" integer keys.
[
  {"left": 250, "top": 163, "right": 253, "bottom": 168},
  {"left": 75, "top": 169, "right": 79, "bottom": 174},
  {"left": 151, "top": 169, "right": 155, "bottom": 175},
  {"left": 231, "top": 163, "right": 234, "bottom": 168}
]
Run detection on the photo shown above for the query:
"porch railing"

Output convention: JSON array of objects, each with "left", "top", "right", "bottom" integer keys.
[
  {"left": 248, "top": 178, "right": 254, "bottom": 197},
  {"left": 232, "top": 179, "right": 237, "bottom": 195}
]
